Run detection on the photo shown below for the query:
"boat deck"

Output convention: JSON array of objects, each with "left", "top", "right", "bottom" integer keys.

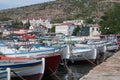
[{"left": 80, "top": 50, "right": 120, "bottom": 80}]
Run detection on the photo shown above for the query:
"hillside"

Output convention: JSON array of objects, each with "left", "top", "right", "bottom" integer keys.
[{"left": 0, "top": 0, "right": 118, "bottom": 23}]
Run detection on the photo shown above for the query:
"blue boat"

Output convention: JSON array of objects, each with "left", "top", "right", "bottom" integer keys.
[{"left": 0, "top": 56, "right": 45, "bottom": 80}]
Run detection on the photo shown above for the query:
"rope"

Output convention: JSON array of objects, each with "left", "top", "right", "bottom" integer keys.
[
  {"left": 49, "top": 66, "right": 61, "bottom": 80},
  {"left": 61, "top": 59, "right": 73, "bottom": 74},
  {"left": 82, "top": 55, "right": 97, "bottom": 66},
  {"left": 11, "top": 70, "right": 26, "bottom": 80},
  {"left": 74, "top": 44, "right": 98, "bottom": 65}
]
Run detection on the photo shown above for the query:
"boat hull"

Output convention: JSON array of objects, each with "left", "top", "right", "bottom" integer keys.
[
  {"left": 12, "top": 73, "right": 43, "bottom": 80},
  {"left": 0, "top": 57, "right": 45, "bottom": 80},
  {"left": 11, "top": 61, "right": 44, "bottom": 80},
  {"left": 5, "top": 52, "right": 61, "bottom": 76},
  {"left": 62, "top": 45, "right": 97, "bottom": 62},
  {"left": 44, "top": 54, "right": 61, "bottom": 76},
  {"left": 65, "top": 50, "right": 97, "bottom": 62},
  {"left": 0, "top": 45, "right": 61, "bottom": 76}
]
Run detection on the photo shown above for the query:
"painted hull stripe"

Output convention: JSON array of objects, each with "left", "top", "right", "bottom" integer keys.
[
  {"left": 0, "top": 60, "right": 42, "bottom": 68},
  {"left": 11, "top": 64, "right": 42, "bottom": 71}
]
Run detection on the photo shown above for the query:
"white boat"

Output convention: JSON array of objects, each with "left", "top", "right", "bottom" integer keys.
[
  {"left": 87, "top": 40, "right": 107, "bottom": 53},
  {"left": 105, "top": 41, "right": 119, "bottom": 52},
  {"left": 76, "top": 40, "right": 117, "bottom": 53},
  {"left": 62, "top": 44, "right": 98, "bottom": 63},
  {"left": 0, "top": 42, "right": 62, "bottom": 76},
  {"left": 0, "top": 43, "right": 61, "bottom": 57},
  {"left": 0, "top": 68, "right": 10, "bottom": 80},
  {"left": 0, "top": 56, "right": 45, "bottom": 80}
]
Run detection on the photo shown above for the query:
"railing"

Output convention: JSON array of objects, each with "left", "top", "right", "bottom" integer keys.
[{"left": 0, "top": 68, "right": 11, "bottom": 80}]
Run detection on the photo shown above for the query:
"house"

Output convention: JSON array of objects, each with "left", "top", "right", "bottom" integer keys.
[
  {"left": 79, "top": 24, "right": 101, "bottom": 40},
  {"left": 55, "top": 22, "right": 77, "bottom": 36},
  {"left": 22, "top": 17, "right": 51, "bottom": 33},
  {"left": 63, "top": 20, "right": 84, "bottom": 26}
]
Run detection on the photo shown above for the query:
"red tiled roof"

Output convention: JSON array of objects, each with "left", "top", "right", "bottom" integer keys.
[{"left": 22, "top": 18, "right": 28, "bottom": 20}]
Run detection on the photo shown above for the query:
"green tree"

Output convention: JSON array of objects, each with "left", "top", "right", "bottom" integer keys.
[
  {"left": 24, "top": 21, "right": 30, "bottom": 29},
  {"left": 12, "top": 20, "right": 22, "bottom": 28},
  {"left": 85, "top": 18, "right": 96, "bottom": 24},
  {"left": 48, "top": 26, "right": 55, "bottom": 33},
  {"left": 0, "top": 18, "right": 12, "bottom": 21},
  {"left": 99, "top": 3, "right": 120, "bottom": 34},
  {"left": 72, "top": 26, "right": 80, "bottom": 36}
]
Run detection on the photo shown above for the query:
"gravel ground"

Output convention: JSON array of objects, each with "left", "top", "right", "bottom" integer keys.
[{"left": 80, "top": 51, "right": 120, "bottom": 80}]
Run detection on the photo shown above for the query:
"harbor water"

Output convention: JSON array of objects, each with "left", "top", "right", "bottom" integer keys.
[
  {"left": 56, "top": 62, "right": 95, "bottom": 80},
  {"left": 43, "top": 51, "right": 114, "bottom": 80}
]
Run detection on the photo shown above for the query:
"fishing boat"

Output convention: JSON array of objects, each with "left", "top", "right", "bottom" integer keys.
[
  {"left": 116, "top": 34, "right": 120, "bottom": 46},
  {"left": 94, "top": 40, "right": 119, "bottom": 52},
  {"left": 73, "top": 40, "right": 113, "bottom": 64},
  {"left": 0, "top": 42, "right": 62, "bottom": 76},
  {"left": 0, "top": 68, "right": 10, "bottom": 80},
  {"left": 62, "top": 43, "right": 98, "bottom": 64},
  {"left": 105, "top": 41, "right": 119, "bottom": 52},
  {"left": 100, "top": 34, "right": 119, "bottom": 51},
  {"left": 0, "top": 56, "right": 45, "bottom": 80},
  {"left": 85, "top": 40, "right": 107, "bottom": 53},
  {"left": 93, "top": 44, "right": 106, "bottom": 53}
]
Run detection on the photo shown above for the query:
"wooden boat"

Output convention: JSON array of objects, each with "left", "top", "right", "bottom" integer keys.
[
  {"left": 0, "top": 43, "right": 62, "bottom": 76},
  {"left": 105, "top": 41, "right": 119, "bottom": 52},
  {"left": 0, "top": 68, "right": 10, "bottom": 80},
  {"left": 86, "top": 40, "right": 107, "bottom": 53},
  {"left": 62, "top": 44, "right": 98, "bottom": 63},
  {"left": 0, "top": 56, "right": 45, "bottom": 80},
  {"left": 116, "top": 34, "right": 120, "bottom": 46},
  {"left": 73, "top": 40, "right": 117, "bottom": 64}
]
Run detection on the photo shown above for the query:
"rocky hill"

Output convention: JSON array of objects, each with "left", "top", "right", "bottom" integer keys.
[{"left": 0, "top": 0, "right": 119, "bottom": 23}]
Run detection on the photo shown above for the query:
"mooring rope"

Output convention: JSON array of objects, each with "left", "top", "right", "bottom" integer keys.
[{"left": 11, "top": 70, "right": 26, "bottom": 80}]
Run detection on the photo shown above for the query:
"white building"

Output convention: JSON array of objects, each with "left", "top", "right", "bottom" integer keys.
[
  {"left": 89, "top": 24, "right": 100, "bottom": 37},
  {"left": 83, "top": 24, "right": 101, "bottom": 40},
  {"left": 55, "top": 22, "right": 77, "bottom": 36},
  {"left": 22, "top": 17, "right": 51, "bottom": 33},
  {"left": 63, "top": 20, "right": 84, "bottom": 26}
]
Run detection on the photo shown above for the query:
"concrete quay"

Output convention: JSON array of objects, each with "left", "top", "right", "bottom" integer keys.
[{"left": 80, "top": 51, "right": 120, "bottom": 80}]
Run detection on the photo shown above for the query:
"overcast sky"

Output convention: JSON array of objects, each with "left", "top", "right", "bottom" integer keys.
[{"left": 0, "top": 0, "right": 54, "bottom": 10}]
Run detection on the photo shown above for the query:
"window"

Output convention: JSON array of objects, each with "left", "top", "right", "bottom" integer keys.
[
  {"left": 96, "top": 28, "right": 99, "bottom": 31},
  {"left": 92, "top": 28, "right": 94, "bottom": 31}
]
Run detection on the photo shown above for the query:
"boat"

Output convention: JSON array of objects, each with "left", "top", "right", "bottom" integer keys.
[
  {"left": 0, "top": 56, "right": 45, "bottom": 80},
  {"left": 62, "top": 43, "right": 98, "bottom": 64},
  {"left": 105, "top": 41, "right": 119, "bottom": 52},
  {"left": 0, "top": 42, "right": 62, "bottom": 76},
  {"left": 75, "top": 40, "right": 107, "bottom": 53},
  {"left": 100, "top": 34, "right": 120, "bottom": 51},
  {"left": 0, "top": 68, "right": 10, "bottom": 80},
  {"left": 116, "top": 34, "right": 120, "bottom": 46},
  {"left": 73, "top": 40, "right": 119, "bottom": 64}
]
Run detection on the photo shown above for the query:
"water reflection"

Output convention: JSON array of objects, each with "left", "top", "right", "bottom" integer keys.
[
  {"left": 43, "top": 52, "right": 114, "bottom": 80},
  {"left": 56, "top": 51, "right": 114, "bottom": 80},
  {"left": 56, "top": 62, "right": 95, "bottom": 80}
]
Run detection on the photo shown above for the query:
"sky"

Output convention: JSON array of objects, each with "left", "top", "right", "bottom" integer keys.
[{"left": 0, "top": 0, "right": 54, "bottom": 10}]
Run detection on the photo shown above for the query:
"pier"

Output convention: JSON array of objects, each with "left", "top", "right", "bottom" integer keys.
[{"left": 80, "top": 50, "right": 120, "bottom": 80}]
